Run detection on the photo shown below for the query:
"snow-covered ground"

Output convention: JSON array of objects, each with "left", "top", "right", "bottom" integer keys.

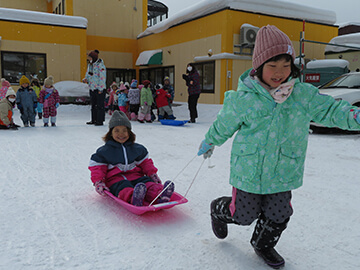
[{"left": 1, "top": 103, "right": 360, "bottom": 270}]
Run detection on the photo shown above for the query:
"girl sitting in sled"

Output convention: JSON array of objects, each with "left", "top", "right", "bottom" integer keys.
[{"left": 89, "top": 110, "right": 174, "bottom": 206}]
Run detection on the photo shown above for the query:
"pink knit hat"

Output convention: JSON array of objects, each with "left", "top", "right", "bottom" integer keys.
[
  {"left": 1, "top": 78, "right": 11, "bottom": 87},
  {"left": 252, "top": 25, "right": 296, "bottom": 70},
  {"left": 119, "top": 83, "right": 127, "bottom": 91}
]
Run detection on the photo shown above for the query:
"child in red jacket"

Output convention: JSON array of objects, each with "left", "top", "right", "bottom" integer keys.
[
  {"left": 155, "top": 84, "right": 176, "bottom": 120},
  {"left": 89, "top": 111, "right": 175, "bottom": 206}
]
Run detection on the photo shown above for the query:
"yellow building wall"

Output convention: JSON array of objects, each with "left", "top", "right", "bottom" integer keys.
[
  {"left": 137, "top": 9, "right": 338, "bottom": 103},
  {"left": 0, "top": 20, "right": 87, "bottom": 83},
  {"left": 0, "top": 2, "right": 339, "bottom": 103},
  {"left": 139, "top": 34, "right": 222, "bottom": 104},
  {"left": 70, "top": 0, "right": 145, "bottom": 75},
  {"left": 72, "top": 0, "right": 143, "bottom": 39},
  {"left": 86, "top": 35, "right": 138, "bottom": 69},
  {"left": 0, "top": 0, "right": 47, "bottom": 12},
  {"left": 138, "top": 12, "right": 229, "bottom": 103}
]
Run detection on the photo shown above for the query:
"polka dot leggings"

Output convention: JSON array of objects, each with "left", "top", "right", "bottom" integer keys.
[{"left": 230, "top": 188, "right": 293, "bottom": 225}]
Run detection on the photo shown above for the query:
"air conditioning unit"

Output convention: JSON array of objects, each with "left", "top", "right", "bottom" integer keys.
[{"left": 240, "top": 25, "right": 259, "bottom": 45}]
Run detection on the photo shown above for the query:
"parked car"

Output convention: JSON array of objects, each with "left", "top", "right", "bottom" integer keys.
[
  {"left": 54, "top": 81, "right": 90, "bottom": 105},
  {"left": 310, "top": 72, "right": 360, "bottom": 131}
]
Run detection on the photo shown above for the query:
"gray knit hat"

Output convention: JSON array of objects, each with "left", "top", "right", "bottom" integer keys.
[{"left": 109, "top": 111, "right": 131, "bottom": 130}]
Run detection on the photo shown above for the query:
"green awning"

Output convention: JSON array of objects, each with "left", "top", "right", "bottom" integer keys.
[{"left": 136, "top": 49, "right": 162, "bottom": 66}]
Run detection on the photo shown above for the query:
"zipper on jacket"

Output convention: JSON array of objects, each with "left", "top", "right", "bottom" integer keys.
[{"left": 121, "top": 144, "right": 129, "bottom": 171}]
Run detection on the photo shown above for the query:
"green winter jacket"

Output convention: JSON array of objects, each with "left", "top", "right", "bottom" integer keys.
[
  {"left": 205, "top": 69, "right": 360, "bottom": 194},
  {"left": 140, "top": 87, "right": 154, "bottom": 106}
]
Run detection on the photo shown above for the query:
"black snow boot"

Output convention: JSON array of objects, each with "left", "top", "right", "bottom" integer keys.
[
  {"left": 250, "top": 213, "right": 289, "bottom": 269},
  {"left": 210, "top": 197, "right": 237, "bottom": 239}
]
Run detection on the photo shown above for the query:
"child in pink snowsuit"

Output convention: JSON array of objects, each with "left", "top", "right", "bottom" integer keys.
[
  {"left": 107, "top": 82, "right": 118, "bottom": 115},
  {"left": 38, "top": 76, "right": 60, "bottom": 127},
  {"left": 88, "top": 111, "right": 175, "bottom": 206}
]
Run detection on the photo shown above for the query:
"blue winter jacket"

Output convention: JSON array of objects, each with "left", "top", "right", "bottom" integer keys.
[
  {"left": 118, "top": 93, "right": 128, "bottom": 107},
  {"left": 16, "top": 86, "right": 37, "bottom": 109}
]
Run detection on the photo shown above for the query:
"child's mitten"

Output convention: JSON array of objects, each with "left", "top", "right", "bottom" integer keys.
[
  {"left": 94, "top": 181, "right": 109, "bottom": 196},
  {"left": 150, "top": 173, "right": 162, "bottom": 184},
  {"left": 197, "top": 140, "right": 214, "bottom": 159}
]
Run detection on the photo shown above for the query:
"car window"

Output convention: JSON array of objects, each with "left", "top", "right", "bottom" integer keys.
[{"left": 320, "top": 74, "right": 360, "bottom": 89}]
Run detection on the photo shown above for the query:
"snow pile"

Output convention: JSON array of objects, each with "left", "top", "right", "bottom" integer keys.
[
  {"left": 339, "top": 22, "right": 360, "bottom": 29},
  {"left": 1, "top": 103, "right": 359, "bottom": 269},
  {"left": 325, "top": 33, "right": 360, "bottom": 53},
  {"left": 0, "top": 7, "right": 87, "bottom": 28},
  {"left": 306, "top": 59, "right": 349, "bottom": 69},
  {"left": 138, "top": 0, "right": 336, "bottom": 38},
  {"left": 54, "top": 81, "right": 89, "bottom": 97}
]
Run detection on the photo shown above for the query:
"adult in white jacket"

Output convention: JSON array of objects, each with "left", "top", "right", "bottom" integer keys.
[{"left": 83, "top": 49, "right": 107, "bottom": 126}]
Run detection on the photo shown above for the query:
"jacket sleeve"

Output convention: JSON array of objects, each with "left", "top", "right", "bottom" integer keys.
[
  {"left": 32, "top": 89, "right": 38, "bottom": 103},
  {"left": 88, "top": 149, "right": 108, "bottom": 185},
  {"left": 94, "top": 60, "right": 107, "bottom": 91},
  {"left": 307, "top": 85, "right": 360, "bottom": 130},
  {"left": 205, "top": 90, "right": 245, "bottom": 145},
  {"left": 85, "top": 64, "right": 91, "bottom": 82},
  {"left": 16, "top": 92, "right": 21, "bottom": 104},
  {"left": 0, "top": 103, "right": 11, "bottom": 126},
  {"left": 134, "top": 144, "right": 158, "bottom": 176},
  {"left": 138, "top": 157, "right": 158, "bottom": 176},
  {"left": 140, "top": 88, "right": 146, "bottom": 105},
  {"left": 54, "top": 90, "right": 60, "bottom": 104},
  {"left": 38, "top": 90, "right": 44, "bottom": 103}
]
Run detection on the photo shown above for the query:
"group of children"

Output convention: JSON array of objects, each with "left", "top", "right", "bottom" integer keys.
[
  {"left": 0, "top": 75, "right": 60, "bottom": 129},
  {"left": 89, "top": 25, "right": 360, "bottom": 269},
  {"left": 106, "top": 77, "right": 175, "bottom": 123}
]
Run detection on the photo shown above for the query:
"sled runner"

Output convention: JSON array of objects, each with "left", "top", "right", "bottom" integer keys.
[
  {"left": 104, "top": 190, "right": 188, "bottom": 215},
  {"left": 160, "top": 119, "right": 188, "bottom": 126}
]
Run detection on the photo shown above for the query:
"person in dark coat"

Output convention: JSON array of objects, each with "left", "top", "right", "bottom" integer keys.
[{"left": 182, "top": 63, "right": 201, "bottom": 123}]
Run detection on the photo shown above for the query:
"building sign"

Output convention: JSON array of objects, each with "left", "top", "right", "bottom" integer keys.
[{"left": 305, "top": 73, "right": 320, "bottom": 83}]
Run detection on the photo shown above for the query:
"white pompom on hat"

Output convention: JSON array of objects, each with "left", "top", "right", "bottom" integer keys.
[{"left": 44, "top": 75, "right": 54, "bottom": 86}]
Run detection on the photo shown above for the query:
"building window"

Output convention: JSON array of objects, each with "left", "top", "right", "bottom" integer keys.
[
  {"left": 139, "top": 66, "right": 174, "bottom": 87},
  {"left": 1, "top": 51, "right": 47, "bottom": 84},
  {"left": 194, "top": 61, "right": 215, "bottom": 93},
  {"left": 106, "top": 68, "right": 136, "bottom": 87},
  {"left": 147, "top": 0, "right": 169, "bottom": 27},
  {"left": 54, "top": 0, "right": 65, "bottom": 15}
]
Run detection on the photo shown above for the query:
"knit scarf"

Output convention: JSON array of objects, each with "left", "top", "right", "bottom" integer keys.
[{"left": 254, "top": 76, "right": 295, "bottom": 104}]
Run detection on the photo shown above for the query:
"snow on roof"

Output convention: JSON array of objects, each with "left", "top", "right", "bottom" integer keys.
[
  {"left": 325, "top": 33, "right": 360, "bottom": 53},
  {"left": 0, "top": 7, "right": 87, "bottom": 28},
  {"left": 138, "top": 0, "right": 336, "bottom": 38},
  {"left": 339, "top": 22, "right": 360, "bottom": 29},
  {"left": 194, "top": 52, "right": 251, "bottom": 62},
  {"left": 306, "top": 59, "right": 349, "bottom": 69}
]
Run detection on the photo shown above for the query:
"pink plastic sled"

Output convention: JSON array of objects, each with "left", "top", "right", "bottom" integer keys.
[{"left": 104, "top": 190, "right": 188, "bottom": 215}]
